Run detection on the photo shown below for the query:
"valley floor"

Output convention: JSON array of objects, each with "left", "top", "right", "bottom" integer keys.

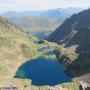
[{"left": 0, "top": 40, "right": 79, "bottom": 90}]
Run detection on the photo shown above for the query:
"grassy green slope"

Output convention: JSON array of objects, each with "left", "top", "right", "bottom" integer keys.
[
  {"left": 0, "top": 16, "right": 40, "bottom": 79},
  {"left": 12, "top": 16, "right": 66, "bottom": 32}
]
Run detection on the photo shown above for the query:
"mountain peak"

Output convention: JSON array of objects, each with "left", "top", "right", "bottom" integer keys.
[{"left": 0, "top": 16, "right": 21, "bottom": 32}]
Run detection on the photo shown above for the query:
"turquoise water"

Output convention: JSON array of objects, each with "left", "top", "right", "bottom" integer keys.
[{"left": 15, "top": 56, "right": 71, "bottom": 86}]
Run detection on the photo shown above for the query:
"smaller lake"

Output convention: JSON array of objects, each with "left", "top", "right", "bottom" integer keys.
[
  {"left": 37, "top": 46, "right": 49, "bottom": 52},
  {"left": 14, "top": 57, "right": 71, "bottom": 86},
  {"left": 44, "top": 50, "right": 54, "bottom": 55}
]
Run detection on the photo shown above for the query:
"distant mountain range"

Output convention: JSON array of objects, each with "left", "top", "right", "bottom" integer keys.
[
  {"left": 0, "top": 7, "right": 85, "bottom": 19},
  {"left": 0, "top": 7, "right": 85, "bottom": 39}
]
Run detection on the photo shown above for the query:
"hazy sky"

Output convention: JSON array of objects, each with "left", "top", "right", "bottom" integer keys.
[{"left": 0, "top": 0, "right": 90, "bottom": 12}]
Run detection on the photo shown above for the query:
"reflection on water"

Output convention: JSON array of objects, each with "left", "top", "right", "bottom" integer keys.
[{"left": 14, "top": 57, "right": 71, "bottom": 86}]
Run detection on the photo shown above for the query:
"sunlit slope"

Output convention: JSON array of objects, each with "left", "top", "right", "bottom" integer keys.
[{"left": 0, "top": 16, "right": 38, "bottom": 79}]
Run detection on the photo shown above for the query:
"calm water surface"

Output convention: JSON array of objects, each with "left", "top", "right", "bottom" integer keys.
[{"left": 15, "top": 56, "right": 70, "bottom": 86}]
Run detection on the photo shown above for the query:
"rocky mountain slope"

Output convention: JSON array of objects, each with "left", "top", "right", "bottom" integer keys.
[
  {"left": 48, "top": 8, "right": 90, "bottom": 53},
  {"left": 48, "top": 8, "right": 90, "bottom": 83}
]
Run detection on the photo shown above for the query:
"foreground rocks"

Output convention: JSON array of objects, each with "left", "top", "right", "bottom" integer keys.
[{"left": 79, "top": 81, "right": 90, "bottom": 90}]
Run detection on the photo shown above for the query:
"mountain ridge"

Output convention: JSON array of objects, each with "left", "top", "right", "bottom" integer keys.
[
  {"left": 48, "top": 8, "right": 90, "bottom": 53},
  {"left": 0, "top": 7, "right": 85, "bottom": 19}
]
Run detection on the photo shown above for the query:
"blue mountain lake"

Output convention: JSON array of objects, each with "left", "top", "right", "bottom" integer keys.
[{"left": 14, "top": 56, "right": 71, "bottom": 86}]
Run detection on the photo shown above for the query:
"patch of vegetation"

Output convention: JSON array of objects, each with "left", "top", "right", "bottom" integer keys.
[
  {"left": 20, "top": 43, "right": 35, "bottom": 58},
  {"left": 60, "top": 82, "right": 79, "bottom": 90}
]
